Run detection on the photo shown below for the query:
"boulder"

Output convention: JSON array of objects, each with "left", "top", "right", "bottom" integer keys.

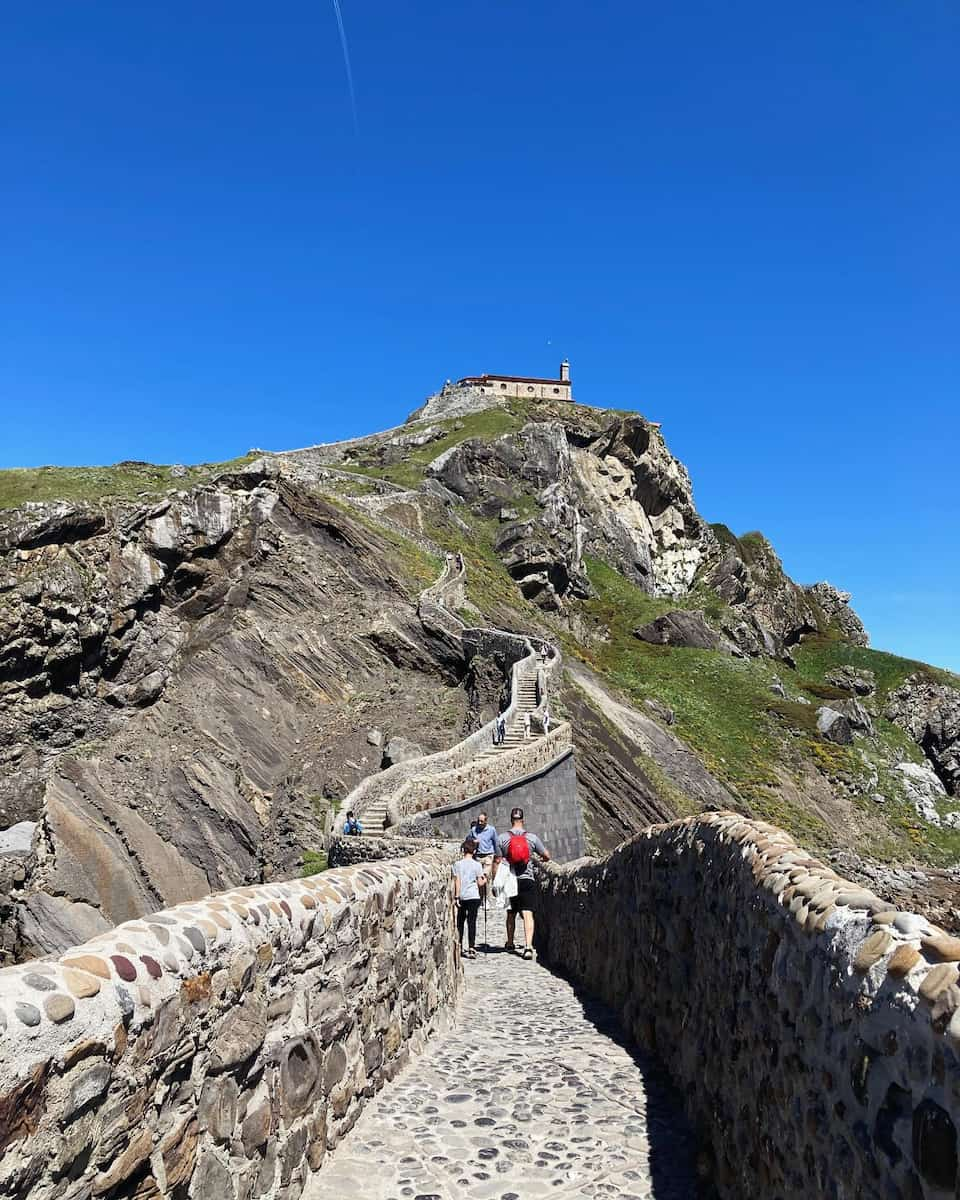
[
  {"left": 0, "top": 821, "right": 35, "bottom": 856},
  {"left": 381, "top": 737, "right": 424, "bottom": 769},
  {"left": 897, "top": 762, "right": 948, "bottom": 826},
  {"left": 831, "top": 697, "right": 874, "bottom": 736},
  {"left": 634, "top": 611, "right": 721, "bottom": 651},
  {"left": 825, "top": 665, "right": 876, "bottom": 696},
  {"left": 644, "top": 699, "right": 676, "bottom": 726},
  {"left": 816, "top": 707, "right": 853, "bottom": 745}
]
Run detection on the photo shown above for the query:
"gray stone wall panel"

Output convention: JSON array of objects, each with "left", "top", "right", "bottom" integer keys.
[{"left": 422, "top": 749, "right": 584, "bottom": 863}]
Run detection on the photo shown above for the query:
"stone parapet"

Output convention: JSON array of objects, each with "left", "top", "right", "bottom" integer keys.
[
  {"left": 386, "top": 723, "right": 574, "bottom": 824},
  {"left": 537, "top": 811, "right": 960, "bottom": 1200},
  {"left": 0, "top": 852, "right": 460, "bottom": 1199},
  {"left": 327, "top": 834, "right": 457, "bottom": 868}
]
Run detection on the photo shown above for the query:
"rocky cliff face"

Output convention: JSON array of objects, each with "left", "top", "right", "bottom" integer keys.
[
  {"left": 418, "top": 401, "right": 865, "bottom": 661},
  {"left": 0, "top": 464, "right": 469, "bottom": 958},
  {"left": 886, "top": 675, "right": 960, "bottom": 795}
]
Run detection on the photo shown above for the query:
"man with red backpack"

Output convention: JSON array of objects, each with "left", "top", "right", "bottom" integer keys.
[{"left": 498, "top": 806, "right": 550, "bottom": 960}]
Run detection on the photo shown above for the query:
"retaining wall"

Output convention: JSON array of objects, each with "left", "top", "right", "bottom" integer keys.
[
  {"left": 413, "top": 748, "right": 584, "bottom": 863},
  {"left": 0, "top": 852, "right": 459, "bottom": 1200},
  {"left": 385, "top": 723, "right": 574, "bottom": 826},
  {"left": 536, "top": 811, "right": 960, "bottom": 1200}
]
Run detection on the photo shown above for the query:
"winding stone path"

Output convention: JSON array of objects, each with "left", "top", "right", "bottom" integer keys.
[{"left": 306, "top": 911, "right": 698, "bottom": 1200}]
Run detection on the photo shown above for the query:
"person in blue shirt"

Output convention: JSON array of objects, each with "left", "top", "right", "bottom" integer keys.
[
  {"left": 467, "top": 811, "right": 499, "bottom": 892},
  {"left": 343, "top": 810, "right": 363, "bottom": 836}
]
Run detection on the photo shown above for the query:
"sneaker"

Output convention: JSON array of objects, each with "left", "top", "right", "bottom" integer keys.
[{"left": 522, "top": 947, "right": 533, "bottom": 961}]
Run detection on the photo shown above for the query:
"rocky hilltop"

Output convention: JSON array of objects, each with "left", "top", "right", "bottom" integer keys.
[{"left": 1, "top": 382, "right": 958, "bottom": 956}]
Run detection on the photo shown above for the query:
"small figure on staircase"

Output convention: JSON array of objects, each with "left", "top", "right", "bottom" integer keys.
[
  {"left": 493, "top": 713, "right": 506, "bottom": 746},
  {"left": 343, "top": 810, "right": 363, "bottom": 836},
  {"left": 522, "top": 711, "right": 531, "bottom": 739},
  {"left": 542, "top": 705, "right": 551, "bottom": 734}
]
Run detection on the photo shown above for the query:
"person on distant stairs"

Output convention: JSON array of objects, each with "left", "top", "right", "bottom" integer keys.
[{"left": 343, "top": 810, "right": 363, "bottom": 836}]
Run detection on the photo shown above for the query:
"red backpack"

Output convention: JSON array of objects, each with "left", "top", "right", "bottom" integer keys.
[{"left": 506, "top": 832, "right": 530, "bottom": 870}]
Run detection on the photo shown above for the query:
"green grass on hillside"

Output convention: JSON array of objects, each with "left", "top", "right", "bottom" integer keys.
[
  {"left": 577, "top": 557, "right": 960, "bottom": 865},
  {"left": 341, "top": 405, "right": 532, "bottom": 490},
  {"left": 792, "top": 634, "right": 960, "bottom": 702},
  {"left": 300, "top": 850, "right": 328, "bottom": 876},
  {"left": 0, "top": 456, "right": 258, "bottom": 510}
]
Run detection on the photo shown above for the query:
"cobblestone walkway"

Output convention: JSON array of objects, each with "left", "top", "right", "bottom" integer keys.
[{"left": 307, "top": 912, "right": 698, "bottom": 1200}]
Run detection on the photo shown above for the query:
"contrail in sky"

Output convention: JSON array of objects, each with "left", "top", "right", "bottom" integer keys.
[{"left": 331, "top": 0, "right": 359, "bottom": 134}]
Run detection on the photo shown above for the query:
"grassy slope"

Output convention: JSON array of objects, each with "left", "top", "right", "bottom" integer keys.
[
  {"left": 0, "top": 456, "right": 258, "bottom": 509},
  {"left": 577, "top": 560, "right": 960, "bottom": 864}
]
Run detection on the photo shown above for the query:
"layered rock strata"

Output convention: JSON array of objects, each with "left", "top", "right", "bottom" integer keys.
[{"left": 0, "top": 471, "right": 469, "bottom": 958}]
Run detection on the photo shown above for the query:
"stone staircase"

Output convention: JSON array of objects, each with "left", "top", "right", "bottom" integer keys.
[
  {"left": 347, "top": 556, "right": 569, "bottom": 835},
  {"left": 475, "top": 666, "right": 544, "bottom": 759},
  {"left": 359, "top": 791, "right": 390, "bottom": 834}
]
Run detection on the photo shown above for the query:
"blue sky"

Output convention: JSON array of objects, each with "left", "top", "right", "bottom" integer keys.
[{"left": 2, "top": 2, "right": 957, "bottom": 669}]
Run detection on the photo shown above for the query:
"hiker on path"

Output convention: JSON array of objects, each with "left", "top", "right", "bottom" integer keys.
[
  {"left": 542, "top": 706, "right": 551, "bottom": 734},
  {"left": 499, "top": 807, "right": 550, "bottom": 960},
  {"left": 493, "top": 713, "right": 506, "bottom": 745},
  {"left": 343, "top": 810, "right": 363, "bottom": 836},
  {"left": 467, "top": 811, "right": 499, "bottom": 890},
  {"left": 522, "top": 711, "right": 531, "bottom": 739},
  {"left": 452, "top": 838, "right": 486, "bottom": 959}
]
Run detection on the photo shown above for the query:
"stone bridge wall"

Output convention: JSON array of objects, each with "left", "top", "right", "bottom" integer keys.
[
  {"left": 410, "top": 748, "right": 584, "bottom": 862},
  {"left": 386, "top": 724, "right": 575, "bottom": 826},
  {"left": 326, "top": 834, "right": 458, "bottom": 869},
  {"left": 537, "top": 811, "right": 960, "bottom": 1200},
  {"left": 0, "top": 852, "right": 459, "bottom": 1200}
]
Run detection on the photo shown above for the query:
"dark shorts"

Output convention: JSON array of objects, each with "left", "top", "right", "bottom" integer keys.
[{"left": 510, "top": 877, "right": 536, "bottom": 913}]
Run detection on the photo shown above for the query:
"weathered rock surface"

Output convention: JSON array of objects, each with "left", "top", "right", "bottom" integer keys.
[
  {"left": 380, "top": 737, "right": 424, "bottom": 769},
  {"left": 826, "top": 665, "right": 876, "bottom": 695},
  {"left": 0, "top": 470, "right": 471, "bottom": 958},
  {"left": 886, "top": 675, "right": 960, "bottom": 795},
  {"left": 806, "top": 581, "right": 869, "bottom": 647},
  {"left": 633, "top": 608, "right": 733, "bottom": 652},
  {"left": 816, "top": 706, "right": 854, "bottom": 745},
  {"left": 897, "top": 762, "right": 951, "bottom": 826}
]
